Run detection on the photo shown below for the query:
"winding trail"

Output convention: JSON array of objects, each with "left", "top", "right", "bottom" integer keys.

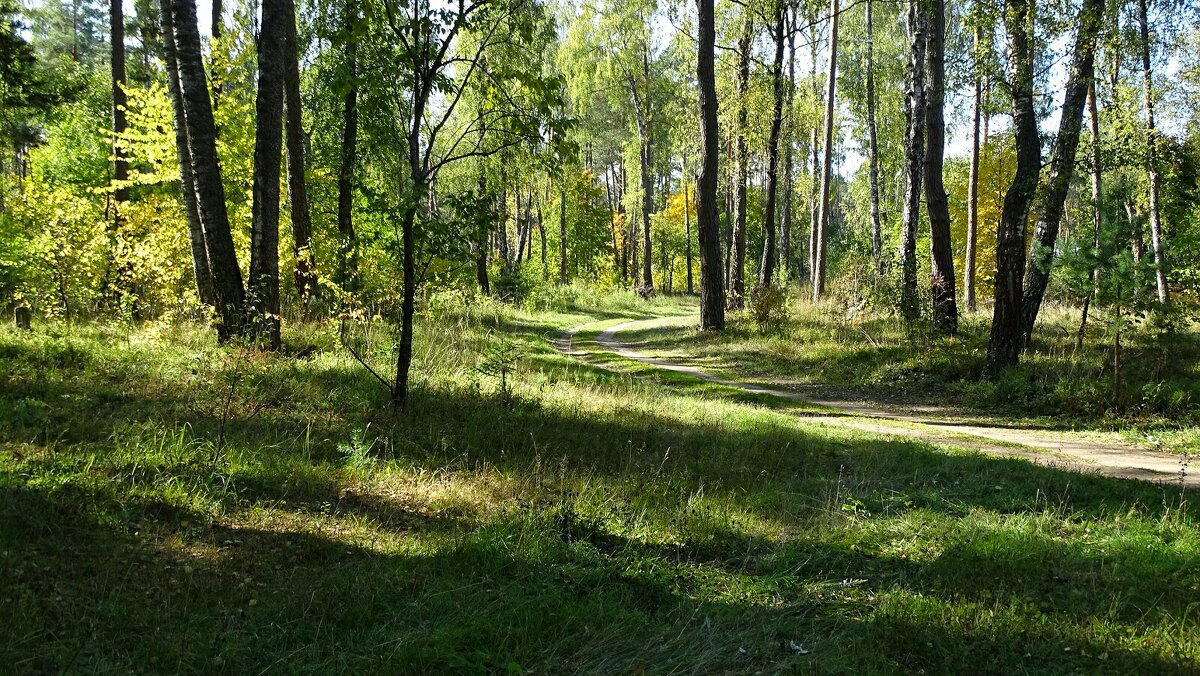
[{"left": 558, "top": 317, "right": 1197, "bottom": 488}]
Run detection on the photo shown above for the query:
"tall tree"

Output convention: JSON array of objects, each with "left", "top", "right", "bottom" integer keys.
[
  {"left": 730, "top": 13, "right": 751, "bottom": 308},
  {"left": 864, "top": 0, "right": 882, "bottom": 273},
  {"left": 758, "top": 0, "right": 786, "bottom": 288},
  {"left": 248, "top": 0, "right": 287, "bottom": 349},
  {"left": 158, "top": 0, "right": 213, "bottom": 307},
  {"left": 336, "top": 0, "right": 359, "bottom": 293},
  {"left": 811, "top": 0, "right": 838, "bottom": 301},
  {"left": 924, "top": 0, "right": 958, "bottom": 335},
  {"left": 110, "top": 0, "right": 128, "bottom": 213},
  {"left": 1077, "top": 79, "right": 1103, "bottom": 347},
  {"left": 898, "top": 0, "right": 925, "bottom": 321},
  {"left": 164, "top": 0, "right": 244, "bottom": 340},
  {"left": 986, "top": 0, "right": 1040, "bottom": 371},
  {"left": 779, "top": 7, "right": 796, "bottom": 279},
  {"left": 696, "top": 0, "right": 724, "bottom": 328},
  {"left": 381, "top": 0, "right": 564, "bottom": 408},
  {"left": 1018, "top": 0, "right": 1104, "bottom": 344},
  {"left": 964, "top": 4, "right": 984, "bottom": 313},
  {"left": 1136, "top": 0, "right": 1169, "bottom": 305},
  {"left": 282, "top": 0, "right": 315, "bottom": 307}
]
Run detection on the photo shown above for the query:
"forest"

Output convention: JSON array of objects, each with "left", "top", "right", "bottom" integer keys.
[{"left": 2, "top": 0, "right": 1200, "bottom": 671}]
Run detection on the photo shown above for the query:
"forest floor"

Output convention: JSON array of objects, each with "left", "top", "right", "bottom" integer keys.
[
  {"left": 2, "top": 291, "right": 1199, "bottom": 673},
  {"left": 561, "top": 316, "right": 1197, "bottom": 487}
]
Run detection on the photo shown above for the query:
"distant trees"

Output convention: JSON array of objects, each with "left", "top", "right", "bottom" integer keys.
[{"left": 2, "top": 0, "right": 1199, "bottom": 403}]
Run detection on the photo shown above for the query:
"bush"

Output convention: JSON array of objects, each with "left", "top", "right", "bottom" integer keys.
[{"left": 749, "top": 285, "right": 789, "bottom": 333}]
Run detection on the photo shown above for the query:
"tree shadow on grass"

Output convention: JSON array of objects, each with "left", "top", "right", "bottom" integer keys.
[
  {"left": 2, "top": 473, "right": 1196, "bottom": 675},
  {"left": 2, "top": 324, "right": 1200, "bottom": 672}
]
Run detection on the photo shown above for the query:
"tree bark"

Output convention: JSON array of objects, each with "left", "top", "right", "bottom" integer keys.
[
  {"left": 812, "top": 0, "right": 838, "bottom": 301},
  {"left": 167, "top": 0, "right": 244, "bottom": 340},
  {"left": 730, "top": 14, "right": 751, "bottom": 308},
  {"left": 965, "top": 8, "right": 983, "bottom": 313},
  {"left": 282, "top": 0, "right": 314, "bottom": 308},
  {"left": 758, "top": 0, "right": 786, "bottom": 289},
  {"left": 1137, "top": 0, "right": 1169, "bottom": 305},
  {"left": 683, "top": 164, "right": 694, "bottom": 294},
  {"left": 1077, "top": 80, "right": 1103, "bottom": 349},
  {"left": 864, "top": 0, "right": 882, "bottom": 273},
  {"left": 249, "top": 0, "right": 287, "bottom": 349},
  {"left": 1019, "top": 0, "right": 1104, "bottom": 344},
  {"left": 158, "top": 1, "right": 214, "bottom": 307},
  {"left": 899, "top": 0, "right": 925, "bottom": 322},
  {"left": 336, "top": 0, "right": 359, "bottom": 293},
  {"left": 986, "top": 0, "right": 1039, "bottom": 372},
  {"left": 111, "top": 0, "right": 128, "bottom": 208},
  {"left": 780, "top": 11, "right": 796, "bottom": 280},
  {"left": 924, "top": 0, "right": 958, "bottom": 335},
  {"left": 696, "top": 0, "right": 725, "bottom": 328}
]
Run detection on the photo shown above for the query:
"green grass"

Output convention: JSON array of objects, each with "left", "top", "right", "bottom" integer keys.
[
  {"left": 2, "top": 292, "right": 1199, "bottom": 673},
  {"left": 617, "top": 296, "right": 1200, "bottom": 451}
]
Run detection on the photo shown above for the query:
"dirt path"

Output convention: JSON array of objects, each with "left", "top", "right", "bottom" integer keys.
[{"left": 558, "top": 318, "right": 1197, "bottom": 488}]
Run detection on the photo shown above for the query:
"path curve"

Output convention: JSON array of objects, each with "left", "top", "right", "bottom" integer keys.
[{"left": 558, "top": 318, "right": 1197, "bottom": 488}]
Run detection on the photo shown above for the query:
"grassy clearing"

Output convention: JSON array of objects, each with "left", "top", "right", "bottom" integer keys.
[
  {"left": 617, "top": 296, "right": 1200, "bottom": 452},
  {"left": 2, "top": 292, "right": 1199, "bottom": 673}
]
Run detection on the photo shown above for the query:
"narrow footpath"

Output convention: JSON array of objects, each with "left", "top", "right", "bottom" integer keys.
[{"left": 557, "top": 317, "right": 1197, "bottom": 488}]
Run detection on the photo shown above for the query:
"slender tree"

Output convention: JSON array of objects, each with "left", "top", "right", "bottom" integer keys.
[
  {"left": 758, "top": 0, "right": 786, "bottom": 288},
  {"left": 924, "top": 0, "right": 958, "bottom": 335},
  {"left": 158, "top": 0, "right": 213, "bottom": 306},
  {"left": 898, "top": 0, "right": 925, "bottom": 321},
  {"left": 282, "top": 0, "right": 314, "bottom": 307},
  {"left": 811, "top": 0, "right": 838, "bottom": 301},
  {"left": 696, "top": 0, "right": 724, "bottom": 328},
  {"left": 1136, "top": 0, "right": 1168, "bottom": 305},
  {"left": 110, "top": 0, "right": 128, "bottom": 212},
  {"left": 729, "top": 13, "right": 750, "bottom": 308},
  {"left": 336, "top": 0, "right": 359, "bottom": 293},
  {"left": 964, "top": 4, "right": 983, "bottom": 313},
  {"left": 864, "top": 0, "right": 882, "bottom": 272},
  {"left": 248, "top": 0, "right": 287, "bottom": 349},
  {"left": 780, "top": 7, "right": 796, "bottom": 279},
  {"left": 164, "top": 0, "right": 244, "bottom": 340},
  {"left": 986, "top": 0, "right": 1040, "bottom": 371},
  {"left": 1019, "top": 0, "right": 1104, "bottom": 343}
]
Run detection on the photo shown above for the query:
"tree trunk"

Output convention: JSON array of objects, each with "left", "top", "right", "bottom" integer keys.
[
  {"left": 780, "top": 13, "right": 796, "bottom": 280},
  {"left": 730, "top": 15, "right": 751, "bottom": 308},
  {"left": 558, "top": 187, "right": 568, "bottom": 284},
  {"left": 864, "top": 0, "right": 882, "bottom": 273},
  {"left": 808, "top": 126, "right": 818, "bottom": 282},
  {"left": 211, "top": 0, "right": 221, "bottom": 113},
  {"left": 683, "top": 164, "right": 694, "bottom": 294},
  {"left": 1019, "top": 0, "right": 1104, "bottom": 344},
  {"left": 758, "top": 0, "right": 786, "bottom": 289},
  {"left": 812, "top": 0, "right": 838, "bottom": 302},
  {"left": 924, "top": 0, "right": 958, "bottom": 335},
  {"left": 158, "top": 1, "right": 214, "bottom": 307},
  {"left": 249, "top": 0, "right": 287, "bottom": 350},
  {"left": 965, "top": 7, "right": 982, "bottom": 313},
  {"left": 1078, "top": 81, "right": 1103, "bottom": 349},
  {"left": 986, "top": 0, "right": 1039, "bottom": 372},
  {"left": 282, "top": 0, "right": 314, "bottom": 308},
  {"left": 167, "top": 0, "right": 244, "bottom": 340},
  {"left": 899, "top": 0, "right": 926, "bottom": 322},
  {"left": 696, "top": 0, "right": 725, "bottom": 328},
  {"left": 336, "top": 0, "right": 359, "bottom": 293},
  {"left": 537, "top": 198, "right": 547, "bottom": 280},
  {"left": 111, "top": 0, "right": 128, "bottom": 209},
  {"left": 1137, "top": 0, "right": 1169, "bottom": 305}
]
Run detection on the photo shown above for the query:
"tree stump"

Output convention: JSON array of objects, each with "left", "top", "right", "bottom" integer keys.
[{"left": 15, "top": 306, "right": 32, "bottom": 331}]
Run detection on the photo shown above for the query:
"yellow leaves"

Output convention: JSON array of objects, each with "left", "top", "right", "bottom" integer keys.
[{"left": 948, "top": 136, "right": 1017, "bottom": 302}]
